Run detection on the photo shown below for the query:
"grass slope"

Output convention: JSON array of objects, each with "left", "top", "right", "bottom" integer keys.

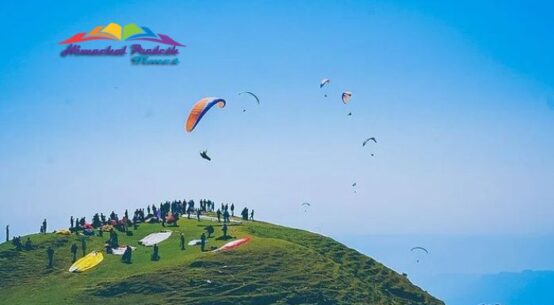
[{"left": 0, "top": 216, "right": 444, "bottom": 305}]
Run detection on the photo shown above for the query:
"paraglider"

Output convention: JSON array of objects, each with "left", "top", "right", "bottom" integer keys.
[
  {"left": 411, "top": 246, "right": 429, "bottom": 263},
  {"left": 320, "top": 78, "right": 330, "bottom": 88},
  {"left": 352, "top": 182, "right": 357, "bottom": 187},
  {"left": 342, "top": 91, "right": 352, "bottom": 104},
  {"left": 301, "top": 202, "right": 311, "bottom": 213},
  {"left": 363, "top": 137, "right": 377, "bottom": 146},
  {"left": 185, "top": 97, "right": 226, "bottom": 132},
  {"left": 347, "top": 112, "right": 352, "bottom": 116},
  {"left": 200, "top": 150, "right": 211, "bottom": 161},
  {"left": 238, "top": 91, "right": 260, "bottom": 104}
]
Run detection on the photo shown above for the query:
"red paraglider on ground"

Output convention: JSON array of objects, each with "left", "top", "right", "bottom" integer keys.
[{"left": 212, "top": 236, "right": 251, "bottom": 253}]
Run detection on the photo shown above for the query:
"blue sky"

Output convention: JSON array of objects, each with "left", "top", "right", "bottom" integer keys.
[{"left": 0, "top": 0, "right": 553, "bottom": 242}]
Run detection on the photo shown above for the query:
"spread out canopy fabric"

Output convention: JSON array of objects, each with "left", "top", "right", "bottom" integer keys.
[
  {"left": 212, "top": 237, "right": 251, "bottom": 252},
  {"left": 185, "top": 97, "right": 226, "bottom": 132}
]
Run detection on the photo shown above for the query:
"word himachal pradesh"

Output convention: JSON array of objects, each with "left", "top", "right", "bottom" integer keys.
[{"left": 60, "top": 44, "right": 180, "bottom": 65}]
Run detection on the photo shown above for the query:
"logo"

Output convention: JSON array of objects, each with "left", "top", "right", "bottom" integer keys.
[{"left": 59, "top": 22, "right": 184, "bottom": 65}]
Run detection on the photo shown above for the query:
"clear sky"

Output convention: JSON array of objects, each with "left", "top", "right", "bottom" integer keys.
[{"left": 1, "top": 0, "right": 553, "bottom": 241}]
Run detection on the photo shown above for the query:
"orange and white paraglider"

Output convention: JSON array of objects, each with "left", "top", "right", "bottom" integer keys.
[{"left": 185, "top": 97, "right": 226, "bottom": 132}]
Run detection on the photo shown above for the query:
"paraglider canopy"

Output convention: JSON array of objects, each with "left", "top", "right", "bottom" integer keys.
[
  {"left": 410, "top": 247, "right": 429, "bottom": 254},
  {"left": 185, "top": 97, "right": 226, "bottom": 132},
  {"left": 320, "top": 78, "right": 330, "bottom": 88},
  {"left": 200, "top": 150, "right": 211, "bottom": 161},
  {"left": 363, "top": 137, "right": 377, "bottom": 146},
  {"left": 411, "top": 246, "right": 429, "bottom": 263},
  {"left": 238, "top": 91, "right": 260, "bottom": 104},
  {"left": 342, "top": 91, "right": 352, "bottom": 104}
]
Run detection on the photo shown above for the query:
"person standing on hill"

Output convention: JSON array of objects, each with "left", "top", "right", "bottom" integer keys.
[
  {"left": 70, "top": 243, "right": 78, "bottom": 262},
  {"left": 200, "top": 233, "right": 206, "bottom": 252},
  {"left": 241, "top": 208, "right": 249, "bottom": 221},
  {"left": 223, "top": 209, "right": 230, "bottom": 224},
  {"left": 250, "top": 210, "right": 255, "bottom": 221},
  {"left": 70, "top": 216, "right": 74, "bottom": 229},
  {"left": 81, "top": 237, "right": 87, "bottom": 257},
  {"left": 47, "top": 246, "right": 54, "bottom": 268},
  {"left": 222, "top": 223, "right": 228, "bottom": 238},
  {"left": 216, "top": 209, "right": 222, "bottom": 223},
  {"left": 180, "top": 233, "right": 185, "bottom": 251},
  {"left": 5, "top": 225, "right": 8, "bottom": 243},
  {"left": 24, "top": 237, "right": 33, "bottom": 250},
  {"left": 42, "top": 219, "right": 47, "bottom": 234},
  {"left": 196, "top": 209, "right": 201, "bottom": 221},
  {"left": 122, "top": 246, "right": 132, "bottom": 264},
  {"left": 230, "top": 204, "right": 235, "bottom": 217},
  {"left": 151, "top": 244, "right": 160, "bottom": 261}
]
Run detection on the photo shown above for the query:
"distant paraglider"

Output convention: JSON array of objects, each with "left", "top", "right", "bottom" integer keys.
[
  {"left": 411, "top": 246, "right": 429, "bottom": 263},
  {"left": 200, "top": 150, "right": 211, "bottom": 161},
  {"left": 347, "top": 112, "right": 352, "bottom": 116},
  {"left": 320, "top": 78, "right": 330, "bottom": 88},
  {"left": 342, "top": 91, "right": 352, "bottom": 104},
  {"left": 185, "top": 97, "right": 226, "bottom": 132},
  {"left": 362, "top": 137, "right": 377, "bottom": 146},
  {"left": 238, "top": 91, "right": 260, "bottom": 104},
  {"left": 301, "top": 202, "right": 311, "bottom": 213}
]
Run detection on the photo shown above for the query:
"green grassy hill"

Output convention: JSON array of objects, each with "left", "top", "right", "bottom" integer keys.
[{"left": 0, "top": 216, "right": 444, "bottom": 305}]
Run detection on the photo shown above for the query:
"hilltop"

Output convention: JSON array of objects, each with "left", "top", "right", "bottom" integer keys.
[{"left": 0, "top": 215, "right": 444, "bottom": 305}]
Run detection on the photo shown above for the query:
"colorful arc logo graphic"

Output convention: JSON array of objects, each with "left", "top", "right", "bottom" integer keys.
[{"left": 59, "top": 22, "right": 184, "bottom": 47}]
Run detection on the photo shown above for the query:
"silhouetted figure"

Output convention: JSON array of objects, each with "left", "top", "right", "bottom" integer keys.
[
  {"left": 24, "top": 237, "right": 32, "bottom": 250},
  {"left": 47, "top": 246, "right": 54, "bottom": 268},
  {"left": 222, "top": 223, "right": 228, "bottom": 238},
  {"left": 223, "top": 210, "right": 230, "bottom": 223},
  {"left": 5, "top": 225, "right": 8, "bottom": 243},
  {"left": 108, "top": 230, "right": 119, "bottom": 248},
  {"left": 42, "top": 219, "right": 47, "bottom": 234},
  {"left": 180, "top": 233, "right": 185, "bottom": 250},
  {"left": 70, "top": 216, "right": 74, "bottom": 229},
  {"left": 122, "top": 246, "right": 132, "bottom": 264},
  {"left": 231, "top": 204, "right": 235, "bottom": 217},
  {"left": 81, "top": 237, "right": 87, "bottom": 257},
  {"left": 14, "top": 236, "right": 22, "bottom": 251},
  {"left": 151, "top": 244, "right": 160, "bottom": 261},
  {"left": 250, "top": 210, "right": 255, "bottom": 221},
  {"left": 241, "top": 208, "right": 249, "bottom": 221},
  {"left": 196, "top": 209, "right": 201, "bottom": 221},
  {"left": 105, "top": 244, "right": 112, "bottom": 254},
  {"left": 70, "top": 243, "right": 78, "bottom": 262},
  {"left": 205, "top": 225, "right": 214, "bottom": 238},
  {"left": 216, "top": 209, "right": 221, "bottom": 223},
  {"left": 200, "top": 233, "right": 206, "bottom": 252}
]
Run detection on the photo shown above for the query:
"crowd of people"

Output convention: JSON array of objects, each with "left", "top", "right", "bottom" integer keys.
[{"left": 3, "top": 199, "right": 255, "bottom": 268}]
